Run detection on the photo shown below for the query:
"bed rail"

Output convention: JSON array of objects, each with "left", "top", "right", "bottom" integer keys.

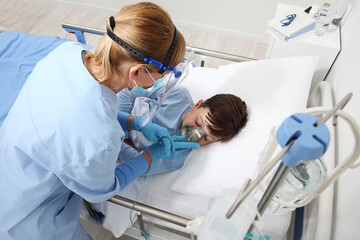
[
  {"left": 61, "top": 22, "right": 256, "bottom": 63},
  {"left": 109, "top": 195, "right": 190, "bottom": 228}
]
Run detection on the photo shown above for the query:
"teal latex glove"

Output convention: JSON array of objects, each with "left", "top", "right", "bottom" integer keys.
[
  {"left": 145, "top": 135, "right": 200, "bottom": 162},
  {"left": 131, "top": 116, "right": 172, "bottom": 155},
  {"left": 171, "top": 135, "right": 200, "bottom": 151}
]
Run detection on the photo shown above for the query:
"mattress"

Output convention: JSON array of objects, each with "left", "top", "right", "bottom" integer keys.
[{"left": 93, "top": 169, "right": 292, "bottom": 239}]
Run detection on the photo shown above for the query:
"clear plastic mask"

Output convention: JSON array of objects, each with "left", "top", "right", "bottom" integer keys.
[
  {"left": 138, "top": 50, "right": 196, "bottom": 128},
  {"left": 178, "top": 126, "right": 206, "bottom": 143}
]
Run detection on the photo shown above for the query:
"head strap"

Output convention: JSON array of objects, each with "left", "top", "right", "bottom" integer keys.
[
  {"left": 106, "top": 27, "right": 147, "bottom": 61},
  {"left": 106, "top": 16, "right": 179, "bottom": 74},
  {"left": 158, "top": 27, "right": 179, "bottom": 74}
]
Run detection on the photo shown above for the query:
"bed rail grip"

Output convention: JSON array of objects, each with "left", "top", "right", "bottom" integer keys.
[
  {"left": 61, "top": 22, "right": 255, "bottom": 62},
  {"left": 108, "top": 195, "right": 190, "bottom": 227}
]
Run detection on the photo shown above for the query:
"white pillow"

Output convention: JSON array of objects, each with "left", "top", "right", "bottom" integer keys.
[
  {"left": 180, "top": 66, "right": 219, "bottom": 102},
  {"left": 171, "top": 56, "right": 319, "bottom": 198}
]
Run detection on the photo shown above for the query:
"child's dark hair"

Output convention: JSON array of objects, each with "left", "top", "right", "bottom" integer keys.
[{"left": 201, "top": 94, "right": 247, "bottom": 142}]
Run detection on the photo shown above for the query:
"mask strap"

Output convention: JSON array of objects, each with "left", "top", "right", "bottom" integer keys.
[{"left": 144, "top": 67, "right": 156, "bottom": 84}]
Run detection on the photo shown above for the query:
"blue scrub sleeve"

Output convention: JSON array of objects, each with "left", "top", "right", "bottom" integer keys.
[
  {"left": 115, "top": 154, "right": 149, "bottom": 190},
  {"left": 118, "top": 143, "right": 142, "bottom": 162},
  {"left": 117, "top": 111, "right": 130, "bottom": 131},
  {"left": 117, "top": 90, "right": 137, "bottom": 114}
]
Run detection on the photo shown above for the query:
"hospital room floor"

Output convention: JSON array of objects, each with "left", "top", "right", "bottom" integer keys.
[{"left": 0, "top": 0, "right": 269, "bottom": 239}]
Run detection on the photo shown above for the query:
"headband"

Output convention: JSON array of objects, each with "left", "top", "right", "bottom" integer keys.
[{"left": 107, "top": 16, "right": 179, "bottom": 74}]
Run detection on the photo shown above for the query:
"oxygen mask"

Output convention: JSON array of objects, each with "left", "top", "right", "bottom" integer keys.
[{"left": 177, "top": 126, "right": 206, "bottom": 143}]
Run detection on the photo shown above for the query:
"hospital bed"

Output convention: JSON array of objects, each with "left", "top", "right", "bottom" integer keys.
[
  {"left": 1, "top": 23, "right": 359, "bottom": 240},
  {"left": 59, "top": 24, "right": 344, "bottom": 240}
]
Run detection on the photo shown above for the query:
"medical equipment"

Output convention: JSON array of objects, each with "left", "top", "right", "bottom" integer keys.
[
  {"left": 196, "top": 93, "right": 360, "bottom": 240},
  {"left": 220, "top": 93, "right": 360, "bottom": 240},
  {"left": 141, "top": 51, "right": 196, "bottom": 128},
  {"left": 178, "top": 126, "right": 206, "bottom": 143},
  {"left": 277, "top": 158, "right": 327, "bottom": 205}
]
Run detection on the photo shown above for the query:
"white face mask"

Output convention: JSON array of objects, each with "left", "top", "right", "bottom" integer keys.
[{"left": 129, "top": 67, "right": 163, "bottom": 94}]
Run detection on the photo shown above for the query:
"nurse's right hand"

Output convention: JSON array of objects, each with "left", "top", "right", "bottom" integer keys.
[
  {"left": 145, "top": 136, "right": 200, "bottom": 162},
  {"left": 131, "top": 116, "right": 173, "bottom": 156}
]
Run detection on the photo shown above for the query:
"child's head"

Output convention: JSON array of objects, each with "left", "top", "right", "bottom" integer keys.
[{"left": 181, "top": 94, "right": 248, "bottom": 146}]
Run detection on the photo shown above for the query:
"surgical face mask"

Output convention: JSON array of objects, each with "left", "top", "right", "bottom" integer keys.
[
  {"left": 129, "top": 67, "right": 162, "bottom": 94},
  {"left": 130, "top": 79, "right": 147, "bottom": 94}
]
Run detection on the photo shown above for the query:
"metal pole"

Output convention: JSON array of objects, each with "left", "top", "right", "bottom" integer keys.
[
  {"left": 257, "top": 163, "right": 290, "bottom": 215},
  {"left": 62, "top": 22, "right": 106, "bottom": 36},
  {"left": 246, "top": 163, "right": 291, "bottom": 235},
  {"left": 226, "top": 140, "right": 294, "bottom": 218},
  {"left": 108, "top": 195, "right": 190, "bottom": 227},
  {"left": 226, "top": 178, "right": 251, "bottom": 219},
  {"left": 137, "top": 213, "right": 148, "bottom": 237},
  {"left": 61, "top": 22, "right": 256, "bottom": 62},
  {"left": 186, "top": 46, "right": 256, "bottom": 62},
  {"left": 317, "top": 92, "right": 352, "bottom": 126}
]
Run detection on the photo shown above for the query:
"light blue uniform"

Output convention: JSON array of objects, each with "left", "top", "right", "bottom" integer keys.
[
  {"left": 0, "top": 41, "right": 149, "bottom": 239},
  {"left": 117, "top": 85, "right": 194, "bottom": 175}
]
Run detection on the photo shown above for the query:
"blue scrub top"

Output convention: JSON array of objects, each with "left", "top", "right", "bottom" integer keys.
[
  {"left": 117, "top": 85, "right": 194, "bottom": 175},
  {"left": 0, "top": 41, "right": 147, "bottom": 240}
]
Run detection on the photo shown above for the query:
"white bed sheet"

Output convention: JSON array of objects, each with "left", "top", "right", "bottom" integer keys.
[
  {"left": 145, "top": 171, "right": 293, "bottom": 240},
  {"left": 93, "top": 169, "right": 210, "bottom": 237},
  {"left": 94, "top": 168, "right": 292, "bottom": 239}
]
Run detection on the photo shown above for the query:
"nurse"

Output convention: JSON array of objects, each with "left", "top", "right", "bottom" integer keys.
[{"left": 0, "top": 2, "right": 198, "bottom": 240}]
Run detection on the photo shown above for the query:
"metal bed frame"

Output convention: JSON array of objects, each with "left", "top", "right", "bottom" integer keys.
[
  {"left": 61, "top": 22, "right": 257, "bottom": 239},
  {"left": 61, "top": 23, "right": 256, "bottom": 64}
]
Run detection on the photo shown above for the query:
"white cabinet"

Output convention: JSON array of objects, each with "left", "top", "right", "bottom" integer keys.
[{"left": 266, "top": 3, "right": 341, "bottom": 91}]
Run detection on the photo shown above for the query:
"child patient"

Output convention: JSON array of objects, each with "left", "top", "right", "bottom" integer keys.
[{"left": 117, "top": 84, "right": 248, "bottom": 175}]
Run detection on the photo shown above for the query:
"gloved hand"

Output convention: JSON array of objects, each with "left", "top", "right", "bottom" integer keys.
[
  {"left": 131, "top": 116, "right": 172, "bottom": 155},
  {"left": 145, "top": 135, "right": 200, "bottom": 163}
]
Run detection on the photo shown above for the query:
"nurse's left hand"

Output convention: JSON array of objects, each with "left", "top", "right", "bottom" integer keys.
[
  {"left": 171, "top": 135, "right": 200, "bottom": 152},
  {"left": 166, "top": 135, "right": 200, "bottom": 159},
  {"left": 131, "top": 116, "right": 172, "bottom": 154},
  {"left": 145, "top": 136, "right": 200, "bottom": 162}
]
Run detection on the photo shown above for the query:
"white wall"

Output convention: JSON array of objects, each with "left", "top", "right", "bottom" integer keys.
[
  {"left": 323, "top": 0, "right": 360, "bottom": 238},
  {"left": 57, "top": 0, "right": 323, "bottom": 41}
]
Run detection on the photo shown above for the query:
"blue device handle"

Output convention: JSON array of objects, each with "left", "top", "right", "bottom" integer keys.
[{"left": 277, "top": 113, "right": 330, "bottom": 167}]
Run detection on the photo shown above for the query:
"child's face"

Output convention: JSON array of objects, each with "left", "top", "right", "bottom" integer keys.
[{"left": 181, "top": 106, "right": 222, "bottom": 146}]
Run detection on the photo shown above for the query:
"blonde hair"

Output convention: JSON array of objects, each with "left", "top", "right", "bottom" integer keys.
[{"left": 84, "top": 2, "right": 186, "bottom": 82}]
